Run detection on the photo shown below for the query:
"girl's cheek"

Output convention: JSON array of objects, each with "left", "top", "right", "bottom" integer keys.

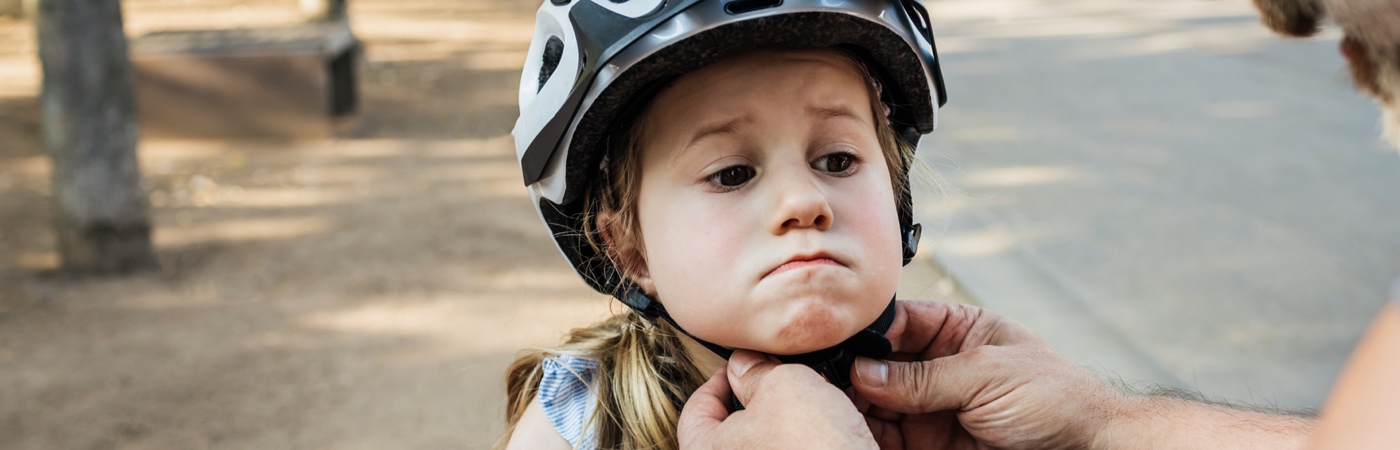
[
  {"left": 642, "top": 193, "right": 749, "bottom": 286},
  {"left": 844, "top": 181, "right": 897, "bottom": 226}
]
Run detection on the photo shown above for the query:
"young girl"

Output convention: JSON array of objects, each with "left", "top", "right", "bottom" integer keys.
[{"left": 501, "top": 0, "right": 947, "bottom": 448}]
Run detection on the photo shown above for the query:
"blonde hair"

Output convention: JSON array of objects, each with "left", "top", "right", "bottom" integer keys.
[
  {"left": 497, "top": 311, "right": 709, "bottom": 450},
  {"left": 497, "top": 48, "right": 919, "bottom": 450}
]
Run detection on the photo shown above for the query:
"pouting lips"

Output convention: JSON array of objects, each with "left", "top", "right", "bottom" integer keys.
[{"left": 766, "top": 256, "right": 844, "bottom": 277}]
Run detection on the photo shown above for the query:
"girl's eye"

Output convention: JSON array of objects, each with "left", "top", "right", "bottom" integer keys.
[
  {"left": 708, "top": 165, "right": 755, "bottom": 188},
  {"left": 814, "top": 151, "right": 860, "bottom": 175}
]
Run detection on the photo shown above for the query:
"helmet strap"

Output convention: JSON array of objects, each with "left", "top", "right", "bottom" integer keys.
[{"left": 620, "top": 286, "right": 736, "bottom": 358}]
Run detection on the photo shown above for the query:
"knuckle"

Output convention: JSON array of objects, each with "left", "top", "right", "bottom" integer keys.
[
  {"left": 758, "top": 364, "right": 825, "bottom": 397},
  {"left": 771, "top": 363, "right": 821, "bottom": 384},
  {"left": 901, "top": 361, "right": 940, "bottom": 410},
  {"left": 741, "top": 362, "right": 780, "bottom": 391}
]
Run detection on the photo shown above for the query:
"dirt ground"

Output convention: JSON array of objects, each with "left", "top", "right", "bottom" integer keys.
[{"left": 0, "top": 0, "right": 963, "bottom": 448}]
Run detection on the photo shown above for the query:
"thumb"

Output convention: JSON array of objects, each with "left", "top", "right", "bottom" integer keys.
[
  {"left": 852, "top": 354, "right": 979, "bottom": 414},
  {"left": 727, "top": 349, "right": 781, "bottom": 405},
  {"left": 677, "top": 370, "right": 732, "bottom": 448}
]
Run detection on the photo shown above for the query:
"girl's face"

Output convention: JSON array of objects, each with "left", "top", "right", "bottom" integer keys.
[{"left": 629, "top": 49, "right": 903, "bottom": 355}]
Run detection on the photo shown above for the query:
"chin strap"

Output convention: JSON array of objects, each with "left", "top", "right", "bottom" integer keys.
[
  {"left": 620, "top": 286, "right": 736, "bottom": 358},
  {"left": 618, "top": 286, "right": 897, "bottom": 390}
]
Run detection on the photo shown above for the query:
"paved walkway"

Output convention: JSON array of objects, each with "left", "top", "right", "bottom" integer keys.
[{"left": 915, "top": 0, "right": 1400, "bottom": 410}]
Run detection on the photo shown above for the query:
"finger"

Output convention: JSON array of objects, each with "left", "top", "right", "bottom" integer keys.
[
  {"left": 677, "top": 369, "right": 731, "bottom": 447},
  {"left": 866, "top": 416, "right": 903, "bottom": 449},
  {"left": 884, "top": 300, "right": 970, "bottom": 357},
  {"left": 889, "top": 300, "right": 1033, "bottom": 358},
  {"left": 852, "top": 352, "right": 988, "bottom": 415},
  {"left": 726, "top": 349, "right": 783, "bottom": 405},
  {"left": 863, "top": 403, "right": 902, "bottom": 422},
  {"left": 849, "top": 387, "right": 869, "bottom": 413}
]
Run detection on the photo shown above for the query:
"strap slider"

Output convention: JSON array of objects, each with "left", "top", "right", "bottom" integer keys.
[
  {"left": 903, "top": 223, "right": 923, "bottom": 265},
  {"left": 621, "top": 286, "right": 665, "bottom": 318}
]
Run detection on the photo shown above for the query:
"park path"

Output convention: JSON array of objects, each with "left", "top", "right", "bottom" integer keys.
[{"left": 916, "top": 0, "right": 1400, "bottom": 410}]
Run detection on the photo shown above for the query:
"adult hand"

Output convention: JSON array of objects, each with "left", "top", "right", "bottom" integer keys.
[
  {"left": 850, "top": 300, "right": 1127, "bottom": 450},
  {"left": 851, "top": 300, "right": 1312, "bottom": 450},
  {"left": 677, "top": 349, "right": 877, "bottom": 450}
]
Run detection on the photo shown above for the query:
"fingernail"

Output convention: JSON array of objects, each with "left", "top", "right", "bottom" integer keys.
[
  {"left": 730, "top": 350, "right": 760, "bottom": 378},
  {"left": 854, "top": 357, "right": 887, "bottom": 388}
]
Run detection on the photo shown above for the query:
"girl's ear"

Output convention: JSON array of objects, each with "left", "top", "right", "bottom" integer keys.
[{"left": 595, "top": 210, "right": 656, "bottom": 295}]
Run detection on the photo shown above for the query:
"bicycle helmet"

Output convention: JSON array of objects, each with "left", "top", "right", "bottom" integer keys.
[{"left": 513, "top": 0, "right": 948, "bottom": 388}]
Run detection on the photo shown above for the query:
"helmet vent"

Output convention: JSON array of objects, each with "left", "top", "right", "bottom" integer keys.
[
  {"left": 538, "top": 35, "right": 565, "bottom": 93},
  {"left": 724, "top": 0, "right": 782, "bottom": 15}
]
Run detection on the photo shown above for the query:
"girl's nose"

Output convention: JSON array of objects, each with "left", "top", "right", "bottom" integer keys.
[{"left": 768, "top": 172, "right": 833, "bottom": 235}]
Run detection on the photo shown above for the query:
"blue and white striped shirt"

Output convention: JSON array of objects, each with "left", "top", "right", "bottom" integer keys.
[{"left": 538, "top": 355, "right": 600, "bottom": 449}]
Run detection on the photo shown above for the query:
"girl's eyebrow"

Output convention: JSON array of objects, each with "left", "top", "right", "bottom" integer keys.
[
  {"left": 686, "top": 115, "right": 752, "bottom": 148},
  {"left": 807, "top": 105, "right": 863, "bottom": 122},
  {"left": 679, "top": 104, "right": 862, "bottom": 156}
]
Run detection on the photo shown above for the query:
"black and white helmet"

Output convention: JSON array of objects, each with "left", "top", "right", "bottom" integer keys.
[{"left": 514, "top": 0, "right": 948, "bottom": 297}]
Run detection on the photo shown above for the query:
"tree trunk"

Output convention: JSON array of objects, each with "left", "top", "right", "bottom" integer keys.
[{"left": 36, "top": 0, "right": 156, "bottom": 274}]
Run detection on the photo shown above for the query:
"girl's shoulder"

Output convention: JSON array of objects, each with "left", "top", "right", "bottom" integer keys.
[{"left": 537, "top": 354, "right": 601, "bottom": 449}]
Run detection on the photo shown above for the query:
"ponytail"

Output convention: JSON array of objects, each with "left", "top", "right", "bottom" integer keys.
[{"left": 496, "top": 310, "right": 708, "bottom": 450}]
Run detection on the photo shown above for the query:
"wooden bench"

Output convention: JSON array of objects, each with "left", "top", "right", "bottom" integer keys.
[{"left": 130, "top": 21, "right": 359, "bottom": 139}]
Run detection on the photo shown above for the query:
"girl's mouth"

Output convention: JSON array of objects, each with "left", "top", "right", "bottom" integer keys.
[{"left": 768, "top": 257, "right": 843, "bottom": 277}]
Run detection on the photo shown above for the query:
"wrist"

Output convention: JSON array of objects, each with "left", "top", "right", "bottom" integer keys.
[
  {"left": 1085, "top": 391, "right": 1143, "bottom": 450},
  {"left": 1088, "top": 394, "right": 1314, "bottom": 450}
]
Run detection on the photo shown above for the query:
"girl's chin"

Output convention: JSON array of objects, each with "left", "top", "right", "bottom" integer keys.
[
  {"left": 754, "top": 338, "right": 849, "bottom": 356},
  {"left": 694, "top": 308, "right": 856, "bottom": 355},
  {"left": 759, "top": 306, "right": 871, "bottom": 355},
  {"left": 677, "top": 286, "right": 896, "bottom": 355}
]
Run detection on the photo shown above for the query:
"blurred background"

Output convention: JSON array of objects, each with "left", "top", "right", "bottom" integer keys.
[{"left": 0, "top": 0, "right": 1396, "bottom": 448}]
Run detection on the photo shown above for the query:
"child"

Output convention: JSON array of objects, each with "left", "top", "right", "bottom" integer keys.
[{"left": 500, "top": 0, "right": 948, "bottom": 448}]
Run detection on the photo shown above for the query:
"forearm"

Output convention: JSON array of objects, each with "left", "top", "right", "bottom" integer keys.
[{"left": 1091, "top": 395, "right": 1314, "bottom": 450}]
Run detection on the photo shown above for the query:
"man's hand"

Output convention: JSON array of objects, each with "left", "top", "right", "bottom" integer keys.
[
  {"left": 851, "top": 300, "right": 1312, "bottom": 450},
  {"left": 677, "top": 350, "right": 876, "bottom": 450},
  {"left": 849, "top": 300, "right": 1124, "bottom": 449}
]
